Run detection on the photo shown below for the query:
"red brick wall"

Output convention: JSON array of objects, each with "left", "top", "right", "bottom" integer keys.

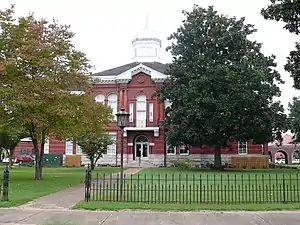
[
  {"left": 13, "top": 71, "right": 265, "bottom": 157},
  {"left": 14, "top": 137, "right": 66, "bottom": 157}
]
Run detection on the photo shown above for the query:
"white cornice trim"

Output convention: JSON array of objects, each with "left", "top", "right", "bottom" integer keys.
[{"left": 89, "top": 63, "right": 169, "bottom": 84}]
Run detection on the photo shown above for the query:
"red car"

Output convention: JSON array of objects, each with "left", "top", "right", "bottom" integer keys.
[{"left": 14, "top": 156, "right": 34, "bottom": 164}]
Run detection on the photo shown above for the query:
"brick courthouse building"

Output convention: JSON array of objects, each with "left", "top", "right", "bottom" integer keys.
[{"left": 14, "top": 26, "right": 268, "bottom": 167}]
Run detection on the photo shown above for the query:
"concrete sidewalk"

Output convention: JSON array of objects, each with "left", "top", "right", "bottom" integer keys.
[
  {"left": 19, "top": 168, "right": 142, "bottom": 210},
  {"left": 1, "top": 208, "right": 300, "bottom": 225}
]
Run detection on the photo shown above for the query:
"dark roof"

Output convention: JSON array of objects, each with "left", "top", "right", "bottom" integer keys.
[{"left": 92, "top": 62, "right": 168, "bottom": 76}]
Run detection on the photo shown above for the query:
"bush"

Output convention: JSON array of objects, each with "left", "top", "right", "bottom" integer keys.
[{"left": 169, "top": 158, "right": 196, "bottom": 170}]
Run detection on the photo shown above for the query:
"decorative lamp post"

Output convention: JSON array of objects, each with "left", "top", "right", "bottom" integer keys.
[{"left": 115, "top": 107, "right": 130, "bottom": 201}]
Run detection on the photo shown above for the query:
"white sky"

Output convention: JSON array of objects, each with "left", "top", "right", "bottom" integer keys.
[{"left": 2, "top": 0, "right": 299, "bottom": 110}]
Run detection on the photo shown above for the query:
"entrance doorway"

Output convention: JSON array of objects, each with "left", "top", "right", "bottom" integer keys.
[{"left": 135, "top": 135, "right": 149, "bottom": 160}]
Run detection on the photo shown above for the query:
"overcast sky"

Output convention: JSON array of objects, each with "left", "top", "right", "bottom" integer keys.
[{"left": 2, "top": 0, "right": 299, "bottom": 110}]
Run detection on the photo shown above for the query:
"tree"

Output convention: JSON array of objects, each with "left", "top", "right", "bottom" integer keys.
[
  {"left": 0, "top": 128, "right": 27, "bottom": 168},
  {"left": 288, "top": 97, "right": 300, "bottom": 143},
  {"left": 74, "top": 94, "right": 113, "bottom": 170},
  {"left": 262, "top": 0, "right": 300, "bottom": 89},
  {"left": 156, "top": 5, "right": 287, "bottom": 168},
  {"left": 262, "top": 1, "right": 300, "bottom": 140},
  {"left": 76, "top": 132, "right": 113, "bottom": 170},
  {"left": 0, "top": 5, "right": 98, "bottom": 179},
  {"left": 261, "top": 0, "right": 300, "bottom": 35}
]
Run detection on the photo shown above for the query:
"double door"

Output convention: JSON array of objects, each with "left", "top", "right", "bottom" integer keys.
[{"left": 135, "top": 142, "right": 148, "bottom": 159}]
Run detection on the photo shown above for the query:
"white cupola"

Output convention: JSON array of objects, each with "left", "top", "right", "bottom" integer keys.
[{"left": 132, "top": 18, "right": 161, "bottom": 62}]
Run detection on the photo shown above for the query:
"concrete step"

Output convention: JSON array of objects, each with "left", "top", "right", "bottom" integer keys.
[{"left": 125, "top": 160, "right": 156, "bottom": 168}]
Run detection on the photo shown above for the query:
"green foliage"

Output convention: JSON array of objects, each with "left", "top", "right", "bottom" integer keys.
[
  {"left": 0, "top": 129, "right": 27, "bottom": 152},
  {"left": 76, "top": 132, "right": 113, "bottom": 170},
  {"left": 169, "top": 158, "right": 196, "bottom": 170},
  {"left": 0, "top": 126, "right": 28, "bottom": 167},
  {"left": 0, "top": 5, "right": 111, "bottom": 179},
  {"left": 156, "top": 5, "right": 286, "bottom": 167},
  {"left": 288, "top": 97, "right": 300, "bottom": 143},
  {"left": 262, "top": 1, "right": 300, "bottom": 90},
  {"left": 261, "top": 0, "right": 300, "bottom": 35}
]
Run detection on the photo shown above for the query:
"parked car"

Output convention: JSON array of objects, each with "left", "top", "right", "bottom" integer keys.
[{"left": 14, "top": 156, "right": 34, "bottom": 164}]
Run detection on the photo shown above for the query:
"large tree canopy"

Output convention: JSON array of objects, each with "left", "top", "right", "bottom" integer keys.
[
  {"left": 262, "top": 0, "right": 300, "bottom": 89},
  {"left": 156, "top": 5, "right": 287, "bottom": 168},
  {"left": 262, "top": 1, "right": 300, "bottom": 139},
  {"left": 0, "top": 5, "right": 111, "bottom": 179},
  {"left": 288, "top": 97, "right": 300, "bottom": 143},
  {"left": 261, "top": 0, "right": 300, "bottom": 35}
]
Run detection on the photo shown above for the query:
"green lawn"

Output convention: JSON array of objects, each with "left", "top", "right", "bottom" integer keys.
[
  {"left": 76, "top": 168, "right": 300, "bottom": 211},
  {"left": 0, "top": 166, "right": 120, "bottom": 207},
  {"left": 75, "top": 201, "right": 300, "bottom": 211}
]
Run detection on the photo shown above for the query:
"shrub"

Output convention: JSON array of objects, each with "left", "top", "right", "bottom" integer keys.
[{"left": 169, "top": 158, "right": 196, "bottom": 170}]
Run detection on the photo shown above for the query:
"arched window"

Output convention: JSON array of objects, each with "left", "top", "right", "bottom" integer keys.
[
  {"left": 135, "top": 135, "right": 149, "bottom": 143},
  {"left": 95, "top": 94, "right": 105, "bottom": 103},
  {"left": 108, "top": 93, "right": 118, "bottom": 120},
  {"left": 136, "top": 95, "right": 147, "bottom": 127}
]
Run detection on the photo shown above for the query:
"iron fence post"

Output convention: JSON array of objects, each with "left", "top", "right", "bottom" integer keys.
[
  {"left": 2, "top": 165, "right": 9, "bottom": 201},
  {"left": 85, "top": 164, "right": 92, "bottom": 202},
  {"left": 283, "top": 174, "right": 286, "bottom": 203}
]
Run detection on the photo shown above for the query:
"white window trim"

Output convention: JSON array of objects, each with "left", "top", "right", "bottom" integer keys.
[
  {"left": 107, "top": 132, "right": 117, "bottom": 155},
  {"left": 75, "top": 144, "right": 82, "bottom": 155},
  {"left": 166, "top": 144, "right": 176, "bottom": 155},
  {"left": 238, "top": 141, "right": 248, "bottom": 155},
  {"left": 65, "top": 140, "right": 73, "bottom": 155},
  {"left": 149, "top": 102, "right": 154, "bottom": 122},
  {"left": 179, "top": 145, "right": 189, "bottom": 155},
  {"left": 44, "top": 137, "right": 50, "bottom": 154},
  {"left": 129, "top": 103, "right": 134, "bottom": 122},
  {"left": 108, "top": 93, "right": 118, "bottom": 121},
  {"left": 95, "top": 94, "right": 105, "bottom": 103}
]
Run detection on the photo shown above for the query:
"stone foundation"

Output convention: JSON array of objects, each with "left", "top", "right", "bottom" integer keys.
[{"left": 77, "top": 153, "right": 262, "bottom": 167}]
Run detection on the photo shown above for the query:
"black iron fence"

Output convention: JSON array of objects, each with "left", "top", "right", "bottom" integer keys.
[
  {"left": 84, "top": 168, "right": 300, "bottom": 204},
  {"left": 0, "top": 165, "right": 9, "bottom": 201}
]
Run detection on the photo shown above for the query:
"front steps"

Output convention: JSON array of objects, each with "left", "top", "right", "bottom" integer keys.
[{"left": 124, "top": 159, "right": 156, "bottom": 168}]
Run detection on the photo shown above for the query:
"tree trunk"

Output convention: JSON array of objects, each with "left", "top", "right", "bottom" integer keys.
[
  {"left": 9, "top": 153, "right": 13, "bottom": 169},
  {"left": 163, "top": 136, "right": 167, "bottom": 167},
  {"left": 5, "top": 149, "right": 13, "bottom": 169},
  {"left": 89, "top": 155, "right": 95, "bottom": 170},
  {"left": 214, "top": 146, "right": 222, "bottom": 169},
  {"left": 29, "top": 124, "right": 44, "bottom": 180},
  {"left": 90, "top": 161, "right": 95, "bottom": 170}
]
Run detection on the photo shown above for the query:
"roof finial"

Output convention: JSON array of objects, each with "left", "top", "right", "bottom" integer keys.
[{"left": 145, "top": 15, "right": 148, "bottom": 29}]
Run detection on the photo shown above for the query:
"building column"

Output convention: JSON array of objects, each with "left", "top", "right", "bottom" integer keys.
[
  {"left": 155, "top": 97, "right": 159, "bottom": 122},
  {"left": 124, "top": 89, "right": 128, "bottom": 111},
  {"left": 159, "top": 102, "right": 164, "bottom": 121},
  {"left": 119, "top": 89, "right": 123, "bottom": 110}
]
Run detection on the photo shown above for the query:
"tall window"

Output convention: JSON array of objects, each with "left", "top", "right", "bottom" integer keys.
[
  {"left": 179, "top": 145, "right": 189, "bottom": 155},
  {"left": 76, "top": 144, "right": 82, "bottom": 155},
  {"left": 136, "top": 95, "right": 147, "bottom": 127},
  {"left": 95, "top": 94, "right": 105, "bottom": 103},
  {"left": 107, "top": 133, "right": 117, "bottom": 155},
  {"left": 44, "top": 137, "right": 50, "bottom": 154},
  {"left": 108, "top": 93, "right": 118, "bottom": 120},
  {"left": 238, "top": 141, "right": 248, "bottom": 155},
  {"left": 65, "top": 140, "right": 73, "bottom": 155},
  {"left": 149, "top": 102, "right": 154, "bottom": 122},
  {"left": 166, "top": 143, "right": 176, "bottom": 155},
  {"left": 129, "top": 103, "right": 134, "bottom": 122}
]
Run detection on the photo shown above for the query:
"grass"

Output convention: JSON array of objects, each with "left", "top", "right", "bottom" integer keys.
[
  {"left": 75, "top": 201, "right": 300, "bottom": 211},
  {"left": 0, "top": 166, "right": 119, "bottom": 207},
  {"left": 76, "top": 167, "right": 300, "bottom": 211}
]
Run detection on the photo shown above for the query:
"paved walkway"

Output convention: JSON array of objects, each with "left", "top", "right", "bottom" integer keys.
[
  {"left": 0, "top": 208, "right": 300, "bottom": 225},
  {"left": 19, "top": 168, "right": 142, "bottom": 210}
]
